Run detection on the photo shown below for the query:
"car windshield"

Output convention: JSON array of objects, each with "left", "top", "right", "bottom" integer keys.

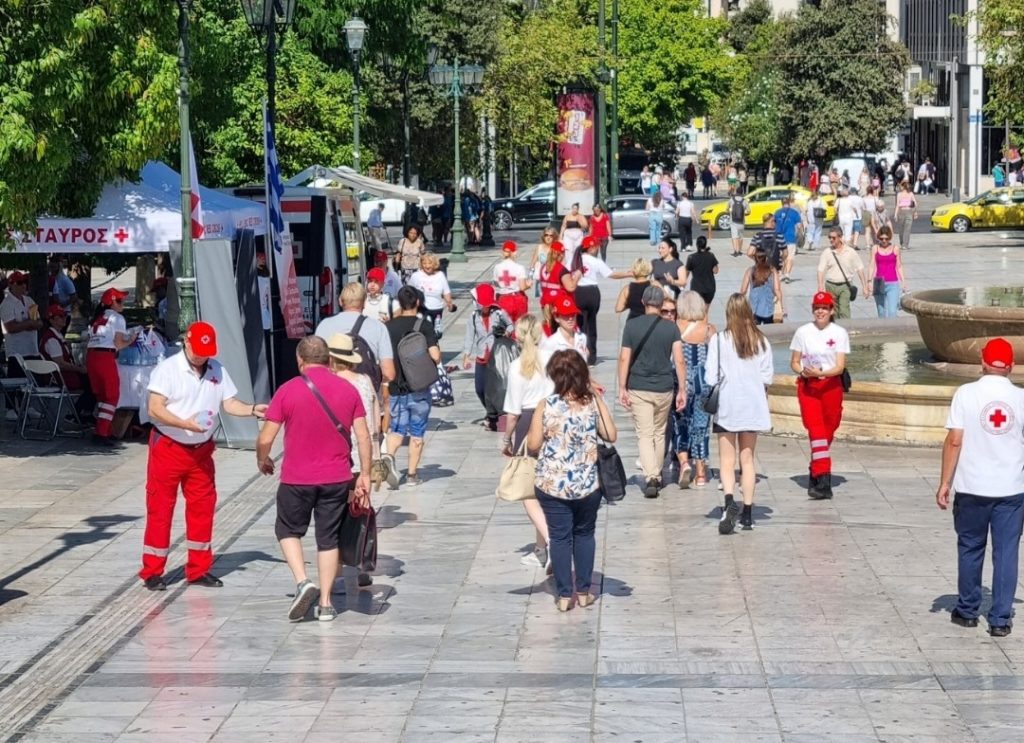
[
  {"left": 618, "top": 154, "right": 648, "bottom": 172},
  {"left": 513, "top": 182, "right": 551, "bottom": 199}
]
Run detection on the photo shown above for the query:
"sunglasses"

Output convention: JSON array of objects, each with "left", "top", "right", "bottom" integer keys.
[
  {"left": 543, "top": 234, "right": 555, "bottom": 239},
  {"left": 660, "top": 309, "right": 675, "bottom": 317}
]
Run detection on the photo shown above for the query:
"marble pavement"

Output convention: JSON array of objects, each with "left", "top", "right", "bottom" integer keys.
[{"left": 3, "top": 229, "right": 1024, "bottom": 742}]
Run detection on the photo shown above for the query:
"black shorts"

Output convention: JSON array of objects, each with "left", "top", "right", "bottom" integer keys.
[{"left": 275, "top": 481, "right": 352, "bottom": 551}]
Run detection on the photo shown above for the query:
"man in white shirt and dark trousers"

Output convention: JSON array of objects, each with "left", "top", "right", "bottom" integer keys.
[{"left": 937, "top": 338, "right": 1024, "bottom": 637}]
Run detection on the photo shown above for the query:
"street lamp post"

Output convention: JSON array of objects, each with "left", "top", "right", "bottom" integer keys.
[
  {"left": 176, "top": 0, "right": 197, "bottom": 333},
  {"left": 609, "top": 0, "right": 620, "bottom": 197},
  {"left": 344, "top": 17, "right": 368, "bottom": 172},
  {"left": 429, "top": 57, "right": 484, "bottom": 263},
  {"left": 240, "top": 0, "right": 297, "bottom": 136}
]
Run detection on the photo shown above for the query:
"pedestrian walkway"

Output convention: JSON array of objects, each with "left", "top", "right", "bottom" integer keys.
[{"left": 3, "top": 233, "right": 1024, "bottom": 741}]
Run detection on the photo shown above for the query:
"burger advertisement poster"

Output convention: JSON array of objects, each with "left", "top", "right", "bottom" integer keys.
[{"left": 556, "top": 92, "right": 597, "bottom": 215}]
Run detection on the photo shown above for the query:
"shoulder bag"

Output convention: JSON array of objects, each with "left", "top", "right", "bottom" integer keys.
[
  {"left": 496, "top": 436, "right": 537, "bottom": 502},
  {"left": 594, "top": 399, "right": 627, "bottom": 503},
  {"left": 702, "top": 333, "right": 722, "bottom": 414},
  {"left": 830, "top": 249, "right": 858, "bottom": 301}
]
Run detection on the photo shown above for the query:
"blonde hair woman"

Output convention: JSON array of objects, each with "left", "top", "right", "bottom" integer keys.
[
  {"left": 502, "top": 315, "right": 554, "bottom": 568},
  {"left": 671, "top": 291, "right": 716, "bottom": 488},
  {"left": 408, "top": 252, "right": 454, "bottom": 338},
  {"left": 614, "top": 258, "right": 653, "bottom": 320},
  {"left": 705, "top": 294, "right": 773, "bottom": 534}
]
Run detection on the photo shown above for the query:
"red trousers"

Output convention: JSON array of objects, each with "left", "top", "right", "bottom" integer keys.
[
  {"left": 86, "top": 350, "right": 119, "bottom": 437},
  {"left": 497, "top": 292, "right": 528, "bottom": 323},
  {"left": 797, "top": 376, "right": 844, "bottom": 477},
  {"left": 139, "top": 430, "right": 218, "bottom": 581}
]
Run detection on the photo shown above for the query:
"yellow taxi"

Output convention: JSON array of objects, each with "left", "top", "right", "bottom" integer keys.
[
  {"left": 699, "top": 186, "right": 836, "bottom": 231},
  {"left": 931, "top": 187, "right": 1024, "bottom": 233}
]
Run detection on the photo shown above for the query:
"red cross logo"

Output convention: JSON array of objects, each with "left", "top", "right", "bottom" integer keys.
[
  {"left": 114, "top": 228, "right": 129, "bottom": 243},
  {"left": 826, "top": 338, "right": 836, "bottom": 347},
  {"left": 498, "top": 269, "right": 516, "bottom": 288},
  {"left": 982, "top": 402, "right": 1014, "bottom": 435},
  {"left": 990, "top": 409, "right": 1007, "bottom": 428}
]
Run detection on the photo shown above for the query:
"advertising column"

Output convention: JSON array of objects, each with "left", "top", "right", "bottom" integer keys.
[{"left": 556, "top": 92, "right": 599, "bottom": 216}]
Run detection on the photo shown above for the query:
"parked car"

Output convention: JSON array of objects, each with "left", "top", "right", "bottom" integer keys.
[
  {"left": 617, "top": 151, "right": 649, "bottom": 195},
  {"left": 606, "top": 195, "right": 676, "bottom": 239},
  {"left": 699, "top": 186, "right": 836, "bottom": 231},
  {"left": 358, "top": 193, "right": 408, "bottom": 225},
  {"left": 491, "top": 181, "right": 554, "bottom": 230},
  {"left": 931, "top": 187, "right": 1024, "bottom": 233}
]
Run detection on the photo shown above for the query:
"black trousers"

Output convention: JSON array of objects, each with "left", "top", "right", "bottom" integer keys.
[
  {"left": 575, "top": 285, "right": 601, "bottom": 364},
  {"left": 677, "top": 217, "right": 693, "bottom": 249}
]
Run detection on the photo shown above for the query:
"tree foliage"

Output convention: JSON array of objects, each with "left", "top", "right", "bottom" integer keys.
[
  {"left": 974, "top": 0, "right": 1024, "bottom": 129},
  {"left": 0, "top": 0, "right": 178, "bottom": 235}
]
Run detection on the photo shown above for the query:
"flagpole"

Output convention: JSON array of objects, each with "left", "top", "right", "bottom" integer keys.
[{"left": 263, "top": 99, "right": 277, "bottom": 390}]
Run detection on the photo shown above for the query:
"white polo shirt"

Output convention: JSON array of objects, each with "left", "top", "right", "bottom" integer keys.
[
  {"left": 493, "top": 259, "right": 527, "bottom": 295},
  {"left": 539, "top": 329, "right": 588, "bottom": 368},
  {"left": 147, "top": 351, "right": 238, "bottom": 444},
  {"left": 87, "top": 310, "right": 128, "bottom": 350},
  {"left": 0, "top": 293, "right": 39, "bottom": 357},
  {"left": 577, "top": 254, "right": 615, "bottom": 287},
  {"left": 789, "top": 322, "right": 850, "bottom": 373},
  {"left": 946, "top": 375, "right": 1024, "bottom": 497}
]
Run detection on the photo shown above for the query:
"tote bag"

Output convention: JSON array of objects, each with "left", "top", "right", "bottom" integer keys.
[{"left": 496, "top": 438, "right": 537, "bottom": 502}]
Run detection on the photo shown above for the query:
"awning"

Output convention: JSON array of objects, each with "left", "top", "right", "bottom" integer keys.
[
  {"left": 286, "top": 165, "right": 443, "bottom": 207},
  {"left": 141, "top": 162, "right": 266, "bottom": 237}
]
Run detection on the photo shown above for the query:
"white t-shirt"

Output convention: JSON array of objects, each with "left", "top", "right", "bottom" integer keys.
[
  {"left": 577, "top": 254, "right": 615, "bottom": 287},
  {"left": 789, "top": 322, "right": 851, "bottom": 373},
  {"left": 493, "top": 259, "right": 527, "bottom": 294},
  {"left": 539, "top": 330, "right": 588, "bottom": 368},
  {"left": 147, "top": 351, "right": 238, "bottom": 444},
  {"left": 849, "top": 194, "right": 864, "bottom": 220},
  {"left": 675, "top": 200, "right": 695, "bottom": 219},
  {"left": 409, "top": 270, "right": 451, "bottom": 311},
  {"left": 86, "top": 309, "right": 128, "bottom": 350},
  {"left": 503, "top": 358, "right": 555, "bottom": 414},
  {"left": 861, "top": 195, "right": 877, "bottom": 218},
  {"left": 836, "top": 197, "right": 855, "bottom": 222},
  {"left": 362, "top": 293, "right": 392, "bottom": 323},
  {"left": 946, "top": 375, "right": 1024, "bottom": 496},
  {"left": 0, "top": 293, "right": 38, "bottom": 357},
  {"left": 42, "top": 329, "right": 66, "bottom": 362}
]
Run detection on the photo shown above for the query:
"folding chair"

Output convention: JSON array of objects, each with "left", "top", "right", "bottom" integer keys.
[{"left": 18, "top": 359, "right": 84, "bottom": 440}]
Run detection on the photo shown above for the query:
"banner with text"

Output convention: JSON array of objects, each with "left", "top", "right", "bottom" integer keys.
[{"left": 556, "top": 92, "right": 598, "bottom": 216}]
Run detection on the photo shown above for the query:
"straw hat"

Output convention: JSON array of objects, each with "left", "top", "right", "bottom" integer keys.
[{"left": 327, "top": 333, "right": 363, "bottom": 365}]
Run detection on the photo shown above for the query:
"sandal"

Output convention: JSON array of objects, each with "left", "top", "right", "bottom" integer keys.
[
  {"left": 678, "top": 464, "right": 693, "bottom": 489},
  {"left": 694, "top": 476, "right": 708, "bottom": 488}
]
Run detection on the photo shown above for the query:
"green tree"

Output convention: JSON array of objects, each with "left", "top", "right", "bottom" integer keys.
[
  {"left": 777, "top": 0, "right": 909, "bottom": 159},
  {"left": 974, "top": 0, "right": 1024, "bottom": 128},
  {"left": 725, "top": 0, "right": 773, "bottom": 54},
  {"left": 0, "top": 1, "right": 178, "bottom": 237}
]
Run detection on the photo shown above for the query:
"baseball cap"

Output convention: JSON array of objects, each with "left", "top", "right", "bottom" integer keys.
[
  {"left": 366, "top": 268, "right": 385, "bottom": 283},
  {"left": 554, "top": 292, "right": 578, "bottom": 316},
  {"left": 982, "top": 338, "right": 1014, "bottom": 369},
  {"left": 502, "top": 240, "right": 517, "bottom": 254},
  {"left": 581, "top": 235, "right": 597, "bottom": 250},
  {"left": 812, "top": 291, "right": 835, "bottom": 308},
  {"left": 327, "top": 333, "right": 363, "bottom": 366},
  {"left": 8, "top": 271, "right": 28, "bottom": 284},
  {"left": 186, "top": 321, "right": 218, "bottom": 357},
  {"left": 549, "top": 240, "right": 565, "bottom": 255},
  {"left": 101, "top": 288, "right": 128, "bottom": 305},
  {"left": 46, "top": 304, "right": 66, "bottom": 318},
  {"left": 471, "top": 284, "right": 498, "bottom": 308}
]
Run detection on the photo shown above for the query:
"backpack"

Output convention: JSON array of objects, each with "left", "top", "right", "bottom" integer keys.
[
  {"left": 347, "top": 315, "right": 383, "bottom": 393},
  {"left": 396, "top": 317, "right": 439, "bottom": 392},
  {"left": 730, "top": 197, "right": 746, "bottom": 223}
]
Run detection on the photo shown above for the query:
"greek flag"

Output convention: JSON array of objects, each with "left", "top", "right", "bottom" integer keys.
[{"left": 264, "top": 104, "right": 285, "bottom": 258}]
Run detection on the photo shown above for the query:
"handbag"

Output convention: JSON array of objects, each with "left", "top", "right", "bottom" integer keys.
[
  {"left": 595, "top": 400, "right": 627, "bottom": 503},
  {"left": 840, "top": 369, "right": 852, "bottom": 392},
  {"left": 813, "top": 207, "right": 827, "bottom": 219},
  {"left": 830, "top": 248, "right": 858, "bottom": 301},
  {"left": 339, "top": 500, "right": 378, "bottom": 571},
  {"left": 496, "top": 437, "right": 537, "bottom": 502},
  {"left": 702, "top": 333, "right": 722, "bottom": 414},
  {"left": 429, "top": 363, "right": 455, "bottom": 407}
]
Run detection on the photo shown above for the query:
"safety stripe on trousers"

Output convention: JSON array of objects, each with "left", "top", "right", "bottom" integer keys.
[
  {"left": 185, "top": 540, "right": 212, "bottom": 551},
  {"left": 811, "top": 451, "right": 830, "bottom": 461},
  {"left": 810, "top": 439, "right": 828, "bottom": 448},
  {"left": 142, "top": 545, "right": 169, "bottom": 557}
]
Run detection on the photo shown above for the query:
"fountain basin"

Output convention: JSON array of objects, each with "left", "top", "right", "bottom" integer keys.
[{"left": 901, "top": 288, "right": 1024, "bottom": 365}]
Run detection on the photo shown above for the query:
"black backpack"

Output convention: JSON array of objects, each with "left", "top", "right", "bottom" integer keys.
[{"left": 347, "top": 315, "right": 383, "bottom": 392}]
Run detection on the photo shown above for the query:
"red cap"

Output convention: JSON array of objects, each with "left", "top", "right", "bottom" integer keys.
[
  {"left": 549, "top": 240, "right": 565, "bottom": 255},
  {"left": 101, "top": 288, "right": 128, "bottom": 305},
  {"left": 581, "top": 235, "right": 597, "bottom": 250},
  {"left": 982, "top": 338, "right": 1014, "bottom": 369},
  {"left": 502, "top": 240, "right": 518, "bottom": 254},
  {"left": 811, "top": 291, "right": 835, "bottom": 308},
  {"left": 472, "top": 284, "right": 498, "bottom": 307},
  {"left": 374, "top": 251, "right": 389, "bottom": 265},
  {"left": 366, "top": 268, "right": 386, "bottom": 283},
  {"left": 186, "top": 321, "right": 218, "bottom": 357},
  {"left": 8, "top": 271, "right": 28, "bottom": 283},
  {"left": 553, "top": 292, "right": 579, "bottom": 316},
  {"left": 46, "top": 304, "right": 66, "bottom": 318},
  {"left": 152, "top": 277, "right": 168, "bottom": 289}
]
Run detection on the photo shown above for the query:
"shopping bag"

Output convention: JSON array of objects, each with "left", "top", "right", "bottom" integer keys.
[
  {"left": 496, "top": 439, "right": 537, "bottom": 502},
  {"left": 338, "top": 501, "right": 378, "bottom": 571},
  {"left": 429, "top": 363, "right": 455, "bottom": 407}
]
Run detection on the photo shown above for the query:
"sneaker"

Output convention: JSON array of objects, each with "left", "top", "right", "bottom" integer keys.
[
  {"left": 288, "top": 579, "right": 319, "bottom": 621},
  {"left": 381, "top": 454, "right": 399, "bottom": 488},
  {"left": 719, "top": 499, "right": 740, "bottom": 535},
  {"left": 404, "top": 473, "right": 423, "bottom": 487},
  {"left": 740, "top": 505, "right": 753, "bottom": 530},
  {"left": 144, "top": 575, "right": 167, "bottom": 592},
  {"left": 315, "top": 604, "right": 338, "bottom": 622},
  {"left": 644, "top": 478, "right": 660, "bottom": 499},
  {"left": 950, "top": 609, "right": 978, "bottom": 628},
  {"left": 989, "top": 623, "right": 1012, "bottom": 637}
]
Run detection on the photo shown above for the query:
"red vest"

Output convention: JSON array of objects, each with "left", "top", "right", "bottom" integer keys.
[
  {"left": 39, "top": 327, "right": 82, "bottom": 390},
  {"left": 539, "top": 263, "right": 567, "bottom": 306}
]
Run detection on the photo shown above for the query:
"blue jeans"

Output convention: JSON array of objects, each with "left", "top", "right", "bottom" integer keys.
[
  {"left": 874, "top": 280, "right": 901, "bottom": 318},
  {"left": 536, "top": 488, "right": 602, "bottom": 598},
  {"left": 389, "top": 390, "right": 432, "bottom": 438},
  {"left": 648, "top": 214, "right": 661, "bottom": 246},
  {"left": 953, "top": 492, "right": 1024, "bottom": 627}
]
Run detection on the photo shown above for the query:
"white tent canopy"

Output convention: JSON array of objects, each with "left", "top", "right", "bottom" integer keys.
[
  {"left": 14, "top": 162, "right": 266, "bottom": 254},
  {"left": 286, "top": 165, "right": 443, "bottom": 207}
]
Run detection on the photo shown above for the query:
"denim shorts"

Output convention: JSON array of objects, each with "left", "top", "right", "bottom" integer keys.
[{"left": 389, "top": 390, "right": 432, "bottom": 438}]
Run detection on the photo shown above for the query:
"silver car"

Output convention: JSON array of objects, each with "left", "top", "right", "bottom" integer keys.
[{"left": 606, "top": 195, "right": 677, "bottom": 239}]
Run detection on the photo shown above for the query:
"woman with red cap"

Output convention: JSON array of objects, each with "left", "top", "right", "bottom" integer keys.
[
  {"left": 535, "top": 241, "right": 581, "bottom": 335},
  {"left": 363, "top": 267, "right": 393, "bottom": 323},
  {"left": 539, "top": 292, "right": 588, "bottom": 367},
  {"left": 492, "top": 241, "right": 529, "bottom": 322},
  {"left": 86, "top": 288, "right": 139, "bottom": 445},
  {"left": 463, "top": 284, "right": 512, "bottom": 430},
  {"left": 789, "top": 291, "right": 851, "bottom": 500}
]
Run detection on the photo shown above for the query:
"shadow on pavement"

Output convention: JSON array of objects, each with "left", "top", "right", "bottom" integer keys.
[
  {"left": 375, "top": 504, "right": 418, "bottom": 530},
  {"left": 213, "top": 549, "right": 285, "bottom": 579}
]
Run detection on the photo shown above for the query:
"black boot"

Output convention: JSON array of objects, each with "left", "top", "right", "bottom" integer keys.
[
  {"left": 818, "top": 473, "right": 833, "bottom": 499},
  {"left": 719, "top": 494, "right": 739, "bottom": 535},
  {"left": 807, "top": 472, "right": 822, "bottom": 499},
  {"left": 740, "top": 504, "right": 753, "bottom": 530}
]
